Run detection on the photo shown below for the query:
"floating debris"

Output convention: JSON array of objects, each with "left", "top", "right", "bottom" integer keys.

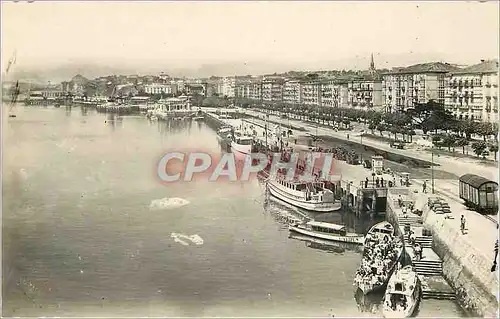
[
  {"left": 149, "top": 197, "right": 190, "bottom": 210},
  {"left": 171, "top": 233, "right": 204, "bottom": 246}
]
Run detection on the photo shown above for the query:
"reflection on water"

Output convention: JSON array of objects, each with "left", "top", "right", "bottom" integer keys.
[
  {"left": 354, "top": 288, "right": 383, "bottom": 315},
  {"left": 3, "top": 106, "right": 466, "bottom": 317}
]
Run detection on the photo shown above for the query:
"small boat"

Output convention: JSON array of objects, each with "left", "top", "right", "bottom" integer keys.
[
  {"left": 289, "top": 233, "right": 364, "bottom": 253},
  {"left": 193, "top": 116, "right": 204, "bottom": 121},
  {"left": 8, "top": 114, "right": 16, "bottom": 118},
  {"left": 289, "top": 221, "right": 364, "bottom": 245},
  {"left": 267, "top": 177, "right": 341, "bottom": 212},
  {"left": 364, "top": 221, "right": 395, "bottom": 244},
  {"left": 382, "top": 265, "right": 421, "bottom": 318},
  {"left": 354, "top": 223, "right": 404, "bottom": 295}
]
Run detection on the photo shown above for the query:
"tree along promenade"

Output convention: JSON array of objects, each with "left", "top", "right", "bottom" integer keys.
[{"left": 241, "top": 108, "right": 497, "bottom": 181}]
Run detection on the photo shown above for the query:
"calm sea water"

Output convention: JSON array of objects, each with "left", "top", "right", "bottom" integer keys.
[{"left": 2, "top": 105, "right": 464, "bottom": 317}]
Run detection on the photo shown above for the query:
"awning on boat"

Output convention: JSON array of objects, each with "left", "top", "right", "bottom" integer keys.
[{"left": 307, "top": 221, "right": 346, "bottom": 231}]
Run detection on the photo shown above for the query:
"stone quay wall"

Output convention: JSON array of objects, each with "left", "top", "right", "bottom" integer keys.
[
  {"left": 424, "top": 210, "right": 498, "bottom": 317},
  {"left": 385, "top": 188, "right": 498, "bottom": 317}
]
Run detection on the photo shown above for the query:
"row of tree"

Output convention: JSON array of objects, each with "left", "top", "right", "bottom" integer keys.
[{"left": 232, "top": 97, "right": 498, "bottom": 159}]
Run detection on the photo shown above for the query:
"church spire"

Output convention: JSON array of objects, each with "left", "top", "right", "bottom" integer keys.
[{"left": 370, "top": 53, "right": 375, "bottom": 71}]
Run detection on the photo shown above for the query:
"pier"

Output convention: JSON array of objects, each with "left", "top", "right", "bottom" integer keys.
[{"left": 386, "top": 189, "right": 457, "bottom": 301}]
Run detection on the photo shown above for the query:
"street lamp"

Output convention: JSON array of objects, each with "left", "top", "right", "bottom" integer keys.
[
  {"left": 360, "top": 134, "right": 363, "bottom": 163},
  {"left": 431, "top": 146, "right": 435, "bottom": 194}
]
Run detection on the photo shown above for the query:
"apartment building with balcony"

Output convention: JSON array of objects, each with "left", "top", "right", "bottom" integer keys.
[
  {"left": 235, "top": 80, "right": 250, "bottom": 98},
  {"left": 445, "top": 59, "right": 499, "bottom": 123},
  {"left": 282, "top": 80, "right": 302, "bottom": 105},
  {"left": 248, "top": 80, "right": 262, "bottom": 101},
  {"left": 347, "top": 74, "right": 383, "bottom": 111},
  {"left": 338, "top": 82, "right": 350, "bottom": 108},
  {"left": 221, "top": 77, "right": 236, "bottom": 97},
  {"left": 382, "top": 62, "right": 459, "bottom": 112},
  {"left": 262, "top": 77, "right": 284, "bottom": 102},
  {"left": 320, "top": 80, "right": 345, "bottom": 108},
  {"left": 300, "top": 80, "right": 321, "bottom": 106}
]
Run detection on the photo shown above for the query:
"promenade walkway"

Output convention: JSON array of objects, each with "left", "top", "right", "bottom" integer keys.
[
  {"left": 212, "top": 110, "right": 498, "bottom": 264},
  {"left": 242, "top": 109, "right": 497, "bottom": 181}
]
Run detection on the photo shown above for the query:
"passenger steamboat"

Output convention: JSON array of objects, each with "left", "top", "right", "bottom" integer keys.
[{"left": 267, "top": 177, "right": 341, "bottom": 212}]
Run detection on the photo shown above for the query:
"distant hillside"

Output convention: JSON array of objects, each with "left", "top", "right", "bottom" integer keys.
[{"left": 2, "top": 52, "right": 483, "bottom": 82}]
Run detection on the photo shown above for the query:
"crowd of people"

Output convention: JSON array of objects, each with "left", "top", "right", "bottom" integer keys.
[{"left": 355, "top": 232, "right": 402, "bottom": 290}]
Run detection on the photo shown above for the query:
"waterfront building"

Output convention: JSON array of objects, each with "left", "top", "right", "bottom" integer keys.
[
  {"left": 343, "top": 54, "right": 384, "bottom": 111},
  {"left": 29, "top": 89, "right": 66, "bottom": 99},
  {"left": 262, "top": 77, "right": 284, "bottom": 102},
  {"left": 144, "top": 83, "right": 176, "bottom": 95},
  {"left": 347, "top": 75, "right": 383, "bottom": 111},
  {"left": 300, "top": 80, "right": 321, "bottom": 106},
  {"left": 338, "top": 82, "right": 350, "bottom": 108},
  {"left": 382, "top": 62, "right": 459, "bottom": 112},
  {"left": 320, "top": 80, "right": 340, "bottom": 108},
  {"left": 221, "top": 77, "right": 236, "bottom": 98},
  {"left": 156, "top": 96, "right": 191, "bottom": 112},
  {"left": 283, "top": 80, "right": 302, "bottom": 105},
  {"left": 248, "top": 79, "right": 262, "bottom": 101},
  {"left": 235, "top": 80, "right": 251, "bottom": 99},
  {"left": 445, "top": 59, "right": 499, "bottom": 123}
]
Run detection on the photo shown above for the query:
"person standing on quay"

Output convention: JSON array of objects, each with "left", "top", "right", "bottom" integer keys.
[
  {"left": 492, "top": 239, "right": 498, "bottom": 272},
  {"left": 460, "top": 215, "right": 466, "bottom": 234},
  {"left": 422, "top": 180, "right": 427, "bottom": 193}
]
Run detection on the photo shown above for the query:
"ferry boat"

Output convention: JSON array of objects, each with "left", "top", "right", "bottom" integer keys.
[
  {"left": 267, "top": 178, "right": 341, "bottom": 212},
  {"left": 382, "top": 265, "right": 421, "bottom": 318},
  {"left": 354, "top": 223, "right": 404, "bottom": 295},
  {"left": 289, "top": 221, "right": 364, "bottom": 245},
  {"left": 364, "top": 221, "right": 395, "bottom": 244},
  {"left": 230, "top": 130, "right": 253, "bottom": 157}
]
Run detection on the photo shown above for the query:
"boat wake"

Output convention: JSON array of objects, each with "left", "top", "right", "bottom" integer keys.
[
  {"left": 171, "top": 233, "right": 204, "bottom": 246},
  {"left": 149, "top": 197, "right": 190, "bottom": 210}
]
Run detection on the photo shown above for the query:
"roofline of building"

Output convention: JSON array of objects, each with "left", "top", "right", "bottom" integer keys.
[
  {"left": 450, "top": 69, "right": 499, "bottom": 75},
  {"left": 382, "top": 69, "right": 455, "bottom": 75}
]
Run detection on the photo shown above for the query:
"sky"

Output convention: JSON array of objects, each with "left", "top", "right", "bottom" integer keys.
[{"left": 1, "top": 1, "right": 499, "bottom": 78}]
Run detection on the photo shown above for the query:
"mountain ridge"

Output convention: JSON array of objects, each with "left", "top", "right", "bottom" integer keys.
[{"left": 3, "top": 52, "right": 487, "bottom": 83}]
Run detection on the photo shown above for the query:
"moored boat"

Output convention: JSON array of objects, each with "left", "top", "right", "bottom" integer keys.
[
  {"left": 382, "top": 265, "right": 421, "bottom": 318},
  {"left": 364, "top": 221, "right": 395, "bottom": 244},
  {"left": 354, "top": 223, "right": 404, "bottom": 294},
  {"left": 267, "top": 177, "right": 341, "bottom": 213},
  {"left": 216, "top": 126, "right": 233, "bottom": 146},
  {"left": 230, "top": 130, "right": 253, "bottom": 159},
  {"left": 290, "top": 233, "right": 364, "bottom": 253},
  {"left": 289, "top": 221, "right": 364, "bottom": 245}
]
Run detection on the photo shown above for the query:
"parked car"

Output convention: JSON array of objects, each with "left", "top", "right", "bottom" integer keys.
[
  {"left": 390, "top": 141, "right": 405, "bottom": 149},
  {"left": 428, "top": 197, "right": 443, "bottom": 207}
]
